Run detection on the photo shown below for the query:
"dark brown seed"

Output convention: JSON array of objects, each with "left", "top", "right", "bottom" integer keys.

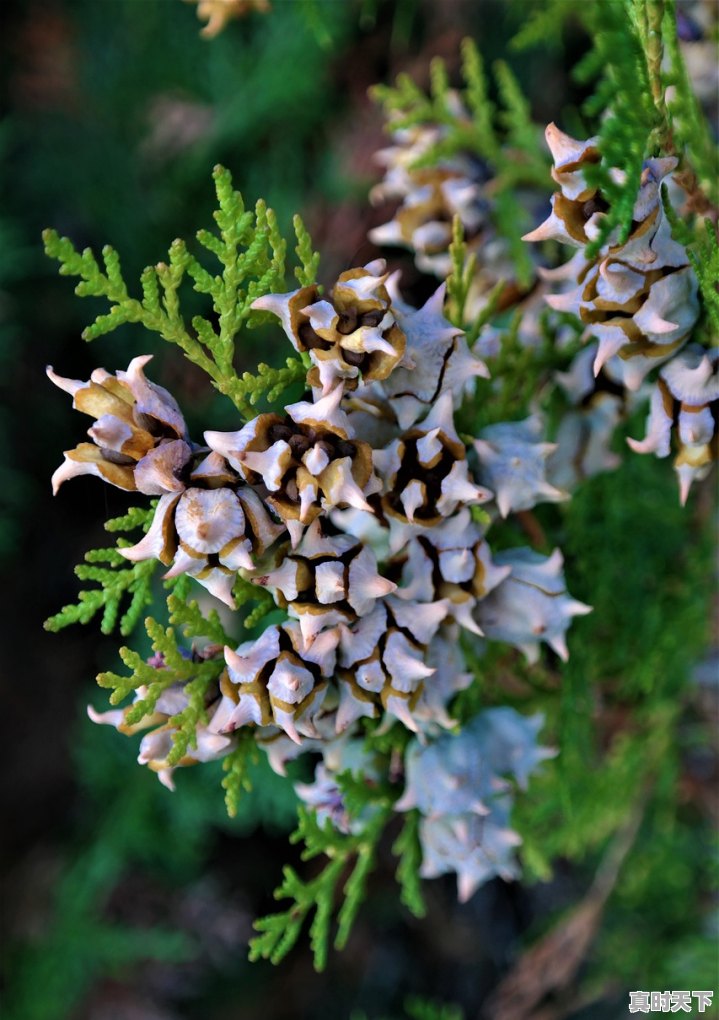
[
  {"left": 100, "top": 448, "right": 136, "bottom": 466},
  {"left": 268, "top": 423, "right": 294, "bottom": 444},
  {"left": 581, "top": 194, "right": 609, "bottom": 219},
  {"left": 337, "top": 311, "right": 358, "bottom": 335},
  {"left": 289, "top": 434, "right": 312, "bottom": 457},
  {"left": 299, "top": 323, "right": 331, "bottom": 350}
]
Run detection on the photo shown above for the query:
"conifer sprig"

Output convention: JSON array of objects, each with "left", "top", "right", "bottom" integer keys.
[
  {"left": 44, "top": 166, "right": 318, "bottom": 419},
  {"left": 458, "top": 315, "right": 584, "bottom": 435},
  {"left": 98, "top": 617, "right": 198, "bottom": 709},
  {"left": 233, "top": 572, "right": 278, "bottom": 629},
  {"left": 371, "top": 40, "right": 549, "bottom": 275},
  {"left": 293, "top": 213, "right": 321, "bottom": 287},
  {"left": 44, "top": 507, "right": 157, "bottom": 636},
  {"left": 662, "top": 0, "right": 719, "bottom": 204},
  {"left": 392, "top": 810, "right": 427, "bottom": 919},
  {"left": 97, "top": 615, "right": 225, "bottom": 764},
  {"left": 446, "top": 215, "right": 478, "bottom": 329},
  {"left": 446, "top": 215, "right": 507, "bottom": 342},
  {"left": 221, "top": 736, "right": 260, "bottom": 818},
  {"left": 91, "top": 562, "right": 280, "bottom": 759},
  {"left": 371, "top": 39, "right": 548, "bottom": 179},
  {"left": 687, "top": 220, "right": 719, "bottom": 341},
  {"left": 404, "top": 999, "right": 465, "bottom": 1020},
  {"left": 574, "top": 0, "right": 665, "bottom": 258},
  {"left": 250, "top": 792, "right": 393, "bottom": 970},
  {"left": 167, "top": 579, "right": 233, "bottom": 647},
  {"left": 515, "top": 0, "right": 713, "bottom": 259},
  {"left": 509, "top": 0, "right": 570, "bottom": 52}
]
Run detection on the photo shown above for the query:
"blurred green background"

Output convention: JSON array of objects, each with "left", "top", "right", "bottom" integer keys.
[{"left": 0, "top": 2, "right": 716, "bottom": 1018}]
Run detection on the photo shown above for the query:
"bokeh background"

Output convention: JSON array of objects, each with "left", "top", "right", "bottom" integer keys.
[{"left": 1, "top": 2, "right": 716, "bottom": 1018}]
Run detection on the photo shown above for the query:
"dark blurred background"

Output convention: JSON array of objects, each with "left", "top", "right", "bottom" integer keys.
[{"left": 0, "top": 2, "right": 716, "bottom": 1019}]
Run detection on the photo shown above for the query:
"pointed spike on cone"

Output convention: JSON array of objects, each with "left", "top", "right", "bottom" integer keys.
[
  {"left": 339, "top": 480, "right": 373, "bottom": 513},
  {"left": 451, "top": 598, "right": 484, "bottom": 636},
  {"left": 203, "top": 427, "right": 246, "bottom": 459},
  {"left": 495, "top": 488, "right": 512, "bottom": 519},
  {"left": 161, "top": 547, "right": 196, "bottom": 579},
  {"left": 390, "top": 597, "right": 449, "bottom": 644},
  {"left": 423, "top": 281, "right": 448, "bottom": 319},
  {"left": 363, "top": 257, "right": 387, "bottom": 276},
  {"left": 250, "top": 292, "right": 306, "bottom": 353},
  {"left": 387, "top": 695, "right": 419, "bottom": 733},
  {"left": 339, "top": 269, "right": 388, "bottom": 301},
  {"left": 356, "top": 331, "right": 397, "bottom": 357},
  {"left": 628, "top": 434, "right": 652, "bottom": 454},
  {"left": 522, "top": 212, "right": 563, "bottom": 244},
  {"left": 277, "top": 712, "right": 302, "bottom": 745},
  {"left": 416, "top": 428, "right": 443, "bottom": 467},
  {"left": 157, "top": 769, "right": 176, "bottom": 792},
  {"left": 546, "top": 291, "right": 578, "bottom": 313},
  {"left": 87, "top": 705, "right": 125, "bottom": 727},
  {"left": 539, "top": 480, "right": 570, "bottom": 503},
  {"left": 385, "top": 642, "right": 435, "bottom": 682},
  {"left": 46, "top": 365, "right": 87, "bottom": 398},
  {"left": 373, "top": 442, "right": 402, "bottom": 481},
  {"left": 400, "top": 479, "right": 425, "bottom": 521},
  {"left": 259, "top": 559, "right": 301, "bottom": 600},
  {"left": 639, "top": 311, "right": 679, "bottom": 335},
  {"left": 549, "top": 633, "right": 569, "bottom": 661},
  {"left": 519, "top": 642, "right": 540, "bottom": 665},
  {"left": 123, "top": 353, "right": 154, "bottom": 378},
  {"left": 224, "top": 645, "right": 242, "bottom": 671},
  {"left": 593, "top": 335, "right": 626, "bottom": 377},
  {"left": 320, "top": 457, "right": 373, "bottom": 513},
  {"left": 250, "top": 291, "right": 291, "bottom": 317},
  {"left": 299, "top": 481, "right": 319, "bottom": 523},
  {"left": 349, "top": 550, "right": 398, "bottom": 609},
  {"left": 421, "top": 389, "right": 457, "bottom": 439},
  {"left": 296, "top": 610, "right": 336, "bottom": 646},
  {"left": 546, "top": 547, "right": 565, "bottom": 572},
  {"left": 287, "top": 382, "right": 350, "bottom": 435},
  {"left": 286, "top": 519, "right": 305, "bottom": 548},
  {"left": 119, "top": 494, "right": 179, "bottom": 564},
  {"left": 384, "top": 268, "right": 404, "bottom": 308},
  {"left": 301, "top": 298, "right": 336, "bottom": 328},
  {"left": 545, "top": 122, "right": 598, "bottom": 167},
  {"left": 198, "top": 570, "right": 236, "bottom": 609},
  {"left": 363, "top": 575, "right": 396, "bottom": 599},
  {"left": 303, "top": 444, "right": 331, "bottom": 476},
  {"left": 336, "top": 689, "right": 375, "bottom": 734},
  {"left": 296, "top": 517, "right": 329, "bottom": 555},
  {"left": 440, "top": 464, "right": 491, "bottom": 507},
  {"left": 307, "top": 624, "right": 341, "bottom": 661},
  {"left": 677, "top": 465, "right": 693, "bottom": 506}
]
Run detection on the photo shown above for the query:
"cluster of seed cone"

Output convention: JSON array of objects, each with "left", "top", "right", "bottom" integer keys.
[
  {"left": 50, "top": 259, "right": 589, "bottom": 800},
  {"left": 367, "top": 110, "right": 633, "bottom": 498},
  {"left": 525, "top": 124, "right": 716, "bottom": 503},
  {"left": 369, "top": 100, "right": 537, "bottom": 320}
]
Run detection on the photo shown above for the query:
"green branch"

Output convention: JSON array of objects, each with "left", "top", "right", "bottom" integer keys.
[
  {"left": 97, "top": 615, "right": 225, "bottom": 765},
  {"left": 392, "top": 810, "right": 427, "bottom": 919},
  {"left": 44, "top": 507, "right": 157, "bottom": 636},
  {"left": 221, "top": 736, "right": 260, "bottom": 818},
  {"left": 44, "top": 165, "right": 318, "bottom": 419},
  {"left": 663, "top": 0, "right": 719, "bottom": 202},
  {"left": 574, "top": 0, "right": 666, "bottom": 257},
  {"left": 250, "top": 803, "right": 392, "bottom": 970}
]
